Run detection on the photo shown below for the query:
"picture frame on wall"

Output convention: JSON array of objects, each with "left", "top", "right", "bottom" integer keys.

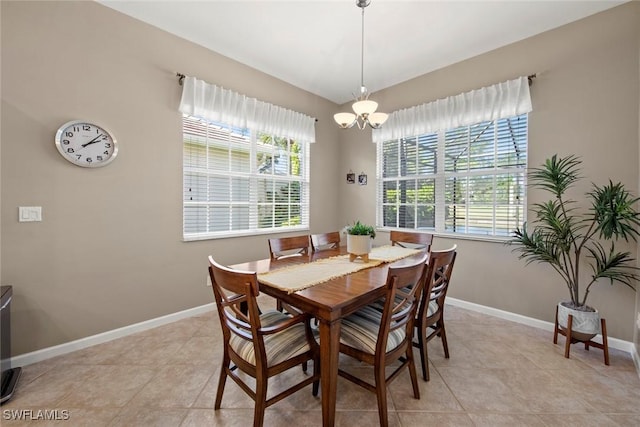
[
  {"left": 358, "top": 172, "right": 367, "bottom": 185},
  {"left": 347, "top": 171, "right": 355, "bottom": 184}
]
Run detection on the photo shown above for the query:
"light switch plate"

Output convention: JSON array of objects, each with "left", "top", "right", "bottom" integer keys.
[{"left": 18, "top": 206, "right": 42, "bottom": 222}]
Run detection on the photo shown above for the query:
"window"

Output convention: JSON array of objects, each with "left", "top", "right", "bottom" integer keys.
[
  {"left": 377, "top": 114, "right": 527, "bottom": 238},
  {"left": 183, "top": 116, "right": 309, "bottom": 240}
]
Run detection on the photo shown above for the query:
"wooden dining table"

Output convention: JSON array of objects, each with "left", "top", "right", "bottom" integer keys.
[{"left": 229, "top": 246, "right": 425, "bottom": 427}]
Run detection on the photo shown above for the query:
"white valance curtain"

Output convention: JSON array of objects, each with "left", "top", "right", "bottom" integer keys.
[
  {"left": 179, "top": 76, "right": 316, "bottom": 143},
  {"left": 371, "top": 76, "right": 532, "bottom": 143}
]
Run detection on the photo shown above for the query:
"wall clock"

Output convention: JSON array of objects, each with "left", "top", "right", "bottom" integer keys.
[{"left": 54, "top": 120, "right": 118, "bottom": 167}]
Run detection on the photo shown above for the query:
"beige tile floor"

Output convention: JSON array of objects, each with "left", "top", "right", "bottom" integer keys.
[{"left": 3, "top": 301, "right": 640, "bottom": 426}]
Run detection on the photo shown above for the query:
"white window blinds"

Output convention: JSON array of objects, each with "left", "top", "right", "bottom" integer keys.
[
  {"left": 376, "top": 77, "right": 530, "bottom": 238},
  {"left": 180, "top": 77, "right": 311, "bottom": 240}
]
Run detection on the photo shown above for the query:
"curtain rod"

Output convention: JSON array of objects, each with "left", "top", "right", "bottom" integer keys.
[{"left": 178, "top": 72, "right": 537, "bottom": 87}]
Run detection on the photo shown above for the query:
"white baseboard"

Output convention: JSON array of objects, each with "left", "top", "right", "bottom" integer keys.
[
  {"left": 11, "top": 297, "right": 638, "bottom": 379},
  {"left": 446, "top": 297, "right": 635, "bottom": 354},
  {"left": 632, "top": 345, "right": 640, "bottom": 380},
  {"left": 11, "top": 303, "right": 215, "bottom": 367}
]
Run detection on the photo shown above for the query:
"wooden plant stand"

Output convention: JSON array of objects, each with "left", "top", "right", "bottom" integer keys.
[
  {"left": 553, "top": 306, "right": 609, "bottom": 365},
  {"left": 349, "top": 253, "right": 369, "bottom": 263}
]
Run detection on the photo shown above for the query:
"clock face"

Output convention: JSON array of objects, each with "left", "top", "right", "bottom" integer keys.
[{"left": 54, "top": 120, "right": 118, "bottom": 167}]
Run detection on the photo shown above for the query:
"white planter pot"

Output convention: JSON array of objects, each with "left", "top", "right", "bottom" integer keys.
[
  {"left": 346, "top": 234, "right": 372, "bottom": 256},
  {"left": 557, "top": 301, "right": 600, "bottom": 341}
]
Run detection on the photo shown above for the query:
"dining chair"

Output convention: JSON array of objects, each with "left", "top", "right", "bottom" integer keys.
[
  {"left": 208, "top": 256, "right": 320, "bottom": 427},
  {"left": 268, "top": 235, "right": 310, "bottom": 260},
  {"left": 414, "top": 246, "right": 457, "bottom": 381},
  {"left": 337, "top": 254, "right": 428, "bottom": 427},
  {"left": 390, "top": 230, "right": 434, "bottom": 251},
  {"left": 268, "top": 235, "right": 311, "bottom": 312},
  {"left": 310, "top": 231, "right": 341, "bottom": 252}
]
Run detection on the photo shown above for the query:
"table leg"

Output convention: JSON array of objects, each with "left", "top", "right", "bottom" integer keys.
[{"left": 319, "top": 318, "right": 340, "bottom": 427}]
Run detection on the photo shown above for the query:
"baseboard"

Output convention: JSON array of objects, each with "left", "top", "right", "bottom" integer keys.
[
  {"left": 632, "top": 344, "right": 640, "bottom": 380},
  {"left": 11, "top": 303, "right": 215, "bottom": 367},
  {"left": 12, "top": 298, "right": 636, "bottom": 370},
  {"left": 446, "top": 297, "right": 635, "bottom": 354}
]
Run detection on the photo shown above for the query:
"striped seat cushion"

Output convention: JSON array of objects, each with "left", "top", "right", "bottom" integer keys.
[
  {"left": 229, "top": 311, "right": 314, "bottom": 367},
  {"left": 427, "top": 300, "right": 438, "bottom": 317},
  {"left": 340, "top": 306, "right": 407, "bottom": 354}
]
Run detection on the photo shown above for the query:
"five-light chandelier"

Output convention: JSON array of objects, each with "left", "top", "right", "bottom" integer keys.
[{"left": 334, "top": 0, "right": 388, "bottom": 130}]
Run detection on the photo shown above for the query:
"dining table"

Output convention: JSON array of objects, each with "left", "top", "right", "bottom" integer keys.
[{"left": 229, "top": 245, "right": 425, "bottom": 427}]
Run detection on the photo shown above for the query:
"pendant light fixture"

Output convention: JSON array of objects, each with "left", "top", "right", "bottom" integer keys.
[{"left": 334, "top": 0, "right": 388, "bottom": 130}]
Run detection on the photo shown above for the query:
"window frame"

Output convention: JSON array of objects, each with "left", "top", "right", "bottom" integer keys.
[
  {"left": 182, "top": 115, "right": 310, "bottom": 241},
  {"left": 376, "top": 114, "right": 528, "bottom": 241}
]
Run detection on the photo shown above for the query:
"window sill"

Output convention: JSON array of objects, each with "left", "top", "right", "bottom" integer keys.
[{"left": 377, "top": 228, "right": 512, "bottom": 244}]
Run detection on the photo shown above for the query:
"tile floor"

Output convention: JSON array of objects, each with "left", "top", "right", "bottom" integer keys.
[{"left": 3, "top": 300, "right": 640, "bottom": 426}]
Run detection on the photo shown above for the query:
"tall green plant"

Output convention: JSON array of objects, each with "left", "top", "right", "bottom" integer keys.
[{"left": 510, "top": 155, "right": 640, "bottom": 309}]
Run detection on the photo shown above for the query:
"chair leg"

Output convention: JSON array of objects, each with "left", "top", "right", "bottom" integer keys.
[
  {"left": 439, "top": 321, "right": 450, "bottom": 359},
  {"left": 416, "top": 323, "right": 429, "bottom": 382},
  {"left": 374, "top": 364, "right": 389, "bottom": 427},
  {"left": 254, "top": 376, "right": 268, "bottom": 427},
  {"left": 407, "top": 347, "right": 420, "bottom": 399},
  {"left": 214, "top": 363, "right": 228, "bottom": 409},
  {"left": 276, "top": 299, "right": 283, "bottom": 312},
  {"left": 312, "top": 356, "right": 320, "bottom": 397}
]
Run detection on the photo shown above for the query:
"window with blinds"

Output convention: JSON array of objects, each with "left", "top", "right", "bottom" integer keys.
[
  {"left": 377, "top": 114, "right": 527, "bottom": 238},
  {"left": 183, "top": 115, "right": 309, "bottom": 240}
]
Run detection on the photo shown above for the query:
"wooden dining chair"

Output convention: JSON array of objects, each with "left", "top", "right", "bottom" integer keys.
[
  {"left": 208, "top": 256, "right": 320, "bottom": 427},
  {"left": 337, "top": 254, "right": 428, "bottom": 427},
  {"left": 268, "top": 235, "right": 310, "bottom": 260},
  {"left": 390, "top": 230, "right": 434, "bottom": 251},
  {"left": 268, "top": 235, "right": 311, "bottom": 312},
  {"left": 414, "top": 246, "right": 457, "bottom": 381},
  {"left": 310, "top": 231, "right": 341, "bottom": 252}
]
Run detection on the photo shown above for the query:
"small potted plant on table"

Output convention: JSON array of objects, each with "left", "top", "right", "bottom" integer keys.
[{"left": 345, "top": 221, "right": 376, "bottom": 262}]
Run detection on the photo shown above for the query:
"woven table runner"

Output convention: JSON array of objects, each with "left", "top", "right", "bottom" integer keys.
[{"left": 258, "top": 245, "right": 422, "bottom": 294}]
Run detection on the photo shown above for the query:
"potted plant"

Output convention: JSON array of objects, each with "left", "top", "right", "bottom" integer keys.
[
  {"left": 345, "top": 221, "right": 376, "bottom": 262},
  {"left": 510, "top": 155, "right": 639, "bottom": 341}
]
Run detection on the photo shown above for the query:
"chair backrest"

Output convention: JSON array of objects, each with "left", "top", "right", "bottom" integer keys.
[
  {"left": 208, "top": 256, "right": 266, "bottom": 364},
  {"left": 390, "top": 230, "right": 433, "bottom": 251},
  {"left": 310, "top": 231, "right": 341, "bottom": 252},
  {"left": 268, "top": 235, "right": 310, "bottom": 260},
  {"left": 418, "top": 246, "right": 457, "bottom": 323},
  {"left": 376, "top": 254, "right": 429, "bottom": 354}
]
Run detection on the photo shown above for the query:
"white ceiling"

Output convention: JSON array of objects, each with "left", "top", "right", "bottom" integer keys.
[{"left": 99, "top": 0, "right": 626, "bottom": 104}]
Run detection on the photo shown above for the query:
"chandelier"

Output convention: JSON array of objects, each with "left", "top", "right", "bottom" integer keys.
[{"left": 334, "top": 0, "right": 388, "bottom": 130}]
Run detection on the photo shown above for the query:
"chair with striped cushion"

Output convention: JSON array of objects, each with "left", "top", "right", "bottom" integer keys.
[
  {"left": 338, "top": 254, "right": 428, "bottom": 427},
  {"left": 310, "top": 231, "right": 341, "bottom": 252},
  {"left": 208, "top": 256, "right": 320, "bottom": 427},
  {"left": 390, "top": 230, "right": 434, "bottom": 251},
  {"left": 414, "top": 246, "right": 457, "bottom": 381}
]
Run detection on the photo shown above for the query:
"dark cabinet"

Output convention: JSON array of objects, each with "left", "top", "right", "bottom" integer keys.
[{"left": 1, "top": 286, "right": 21, "bottom": 404}]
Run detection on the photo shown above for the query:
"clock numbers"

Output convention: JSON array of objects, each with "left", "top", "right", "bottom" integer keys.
[{"left": 55, "top": 120, "right": 118, "bottom": 168}]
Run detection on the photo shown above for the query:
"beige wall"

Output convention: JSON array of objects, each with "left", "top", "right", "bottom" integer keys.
[
  {"left": 636, "top": 2, "right": 640, "bottom": 359},
  {"left": 2, "top": 1, "right": 639, "bottom": 357},
  {"left": 1, "top": 1, "right": 340, "bottom": 355},
  {"left": 339, "top": 2, "right": 640, "bottom": 341}
]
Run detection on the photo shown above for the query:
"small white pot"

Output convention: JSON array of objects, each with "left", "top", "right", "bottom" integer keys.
[
  {"left": 557, "top": 301, "right": 600, "bottom": 341},
  {"left": 346, "top": 234, "right": 372, "bottom": 256}
]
